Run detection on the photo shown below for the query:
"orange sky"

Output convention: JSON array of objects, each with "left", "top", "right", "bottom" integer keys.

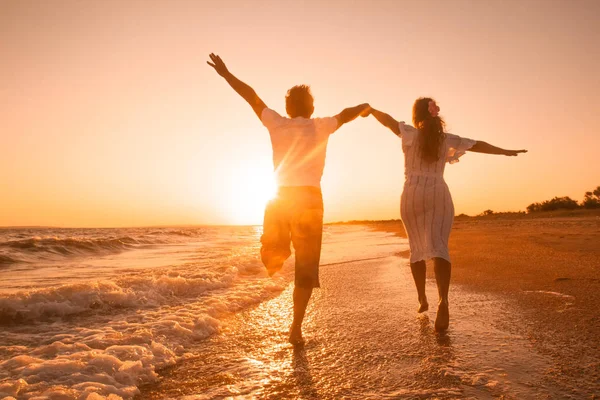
[{"left": 1, "top": 0, "right": 599, "bottom": 227}]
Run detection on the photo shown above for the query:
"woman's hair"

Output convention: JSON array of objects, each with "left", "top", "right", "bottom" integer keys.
[{"left": 412, "top": 97, "right": 445, "bottom": 163}]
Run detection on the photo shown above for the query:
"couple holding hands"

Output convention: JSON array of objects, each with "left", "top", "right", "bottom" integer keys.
[{"left": 207, "top": 53, "right": 526, "bottom": 345}]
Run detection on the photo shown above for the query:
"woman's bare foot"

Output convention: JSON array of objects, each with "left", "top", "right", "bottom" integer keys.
[
  {"left": 288, "top": 323, "right": 304, "bottom": 345},
  {"left": 434, "top": 300, "right": 449, "bottom": 331},
  {"left": 418, "top": 296, "right": 429, "bottom": 313}
]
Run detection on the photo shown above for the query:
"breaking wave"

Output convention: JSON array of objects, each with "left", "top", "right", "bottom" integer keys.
[{"left": 0, "top": 227, "right": 209, "bottom": 264}]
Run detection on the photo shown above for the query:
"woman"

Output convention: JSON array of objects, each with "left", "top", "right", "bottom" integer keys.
[{"left": 370, "top": 98, "right": 526, "bottom": 331}]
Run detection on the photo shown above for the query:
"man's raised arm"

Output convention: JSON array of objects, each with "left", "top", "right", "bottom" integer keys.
[
  {"left": 370, "top": 108, "right": 401, "bottom": 136},
  {"left": 334, "top": 103, "right": 371, "bottom": 130},
  {"left": 207, "top": 53, "right": 267, "bottom": 119}
]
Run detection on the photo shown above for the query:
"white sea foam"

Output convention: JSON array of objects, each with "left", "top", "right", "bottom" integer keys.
[
  {"left": 0, "top": 266, "right": 292, "bottom": 398},
  {"left": 523, "top": 290, "right": 575, "bottom": 299}
]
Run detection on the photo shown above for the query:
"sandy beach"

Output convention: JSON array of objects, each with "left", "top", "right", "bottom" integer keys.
[
  {"left": 370, "top": 210, "right": 600, "bottom": 397},
  {"left": 139, "top": 258, "right": 560, "bottom": 399},
  {"left": 136, "top": 211, "right": 600, "bottom": 399},
  {"left": 2, "top": 219, "right": 597, "bottom": 398}
]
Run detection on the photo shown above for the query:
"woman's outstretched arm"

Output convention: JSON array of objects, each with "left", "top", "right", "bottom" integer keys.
[
  {"left": 469, "top": 141, "right": 527, "bottom": 156},
  {"left": 370, "top": 108, "right": 401, "bottom": 136}
]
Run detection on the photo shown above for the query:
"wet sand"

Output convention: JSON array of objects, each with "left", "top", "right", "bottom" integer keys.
[
  {"left": 138, "top": 256, "right": 579, "bottom": 399},
  {"left": 369, "top": 210, "right": 600, "bottom": 397},
  {"left": 135, "top": 213, "right": 599, "bottom": 399}
]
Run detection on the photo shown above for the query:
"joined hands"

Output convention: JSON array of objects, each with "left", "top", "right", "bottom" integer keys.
[{"left": 360, "top": 104, "right": 372, "bottom": 117}]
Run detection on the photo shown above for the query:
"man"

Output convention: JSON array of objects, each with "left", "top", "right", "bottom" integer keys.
[{"left": 207, "top": 53, "right": 370, "bottom": 344}]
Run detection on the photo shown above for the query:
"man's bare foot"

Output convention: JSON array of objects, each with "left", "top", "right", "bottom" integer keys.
[
  {"left": 418, "top": 296, "right": 429, "bottom": 313},
  {"left": 434, "top": 300, "right": 449, "bottom": 331},
  {"left": 289, "top": 324, "right": 304, "bottom": 345},
  {"left": 264, "top": 260, "right": 284, "bottom": 277}
]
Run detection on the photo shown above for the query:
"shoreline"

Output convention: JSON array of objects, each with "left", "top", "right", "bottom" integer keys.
[
  {"left": 140, "top": 255, "right": 570, "bottom": 398},
  {"left": 369, "top": 212, "right": 600, "bottom": 395}
]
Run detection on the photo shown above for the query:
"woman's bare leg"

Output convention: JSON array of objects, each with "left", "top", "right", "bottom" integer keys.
[
  {"left": 410, "top": 260, "right": 429, "bottom": 312},
  {"left": 433, "top": 257, "right": 451, "bottom": 331}
]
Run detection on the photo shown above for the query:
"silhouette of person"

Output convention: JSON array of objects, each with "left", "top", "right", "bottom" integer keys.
[
  {"left": 208, "top": 53, "right": 370, "bottom": 344},
  {"left": 370, "top": 98, "right": 526, "bottom": 331}
]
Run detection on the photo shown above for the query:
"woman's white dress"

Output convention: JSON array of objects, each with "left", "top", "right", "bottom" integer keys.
[{"left": 398, "top": 122, "right": 476, "bottom": 263}]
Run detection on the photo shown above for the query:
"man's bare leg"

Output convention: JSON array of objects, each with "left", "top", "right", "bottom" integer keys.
[
  {"left": 433, "top": 257, "right": 451, "bottom": 331},
  {"left": 410, "top": 260, "right": 429, "bottom": 313},
  {"left": 289, "top": 286, "right": 313, "bottom": 345}
]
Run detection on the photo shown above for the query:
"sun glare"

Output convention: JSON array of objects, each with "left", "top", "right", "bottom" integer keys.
[{"left": 222, "top": 163, "right": 276, "bottom": 225}]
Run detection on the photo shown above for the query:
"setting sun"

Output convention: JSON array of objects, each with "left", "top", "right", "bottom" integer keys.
[{"left": 221, "top": 162, "right": 276, "bottom": 225}]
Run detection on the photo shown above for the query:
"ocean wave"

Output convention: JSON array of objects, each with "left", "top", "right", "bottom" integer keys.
[
  {"left": 0, "top": 262, "right": 293, "bottom": 399},
  {"left": 0, "top": 236, "right": 163, "bottom": 262},
  {"left": 158, "top": 229, "right": 203, "bottom": 237},
  {"left": 0, "top": 269, "right": 238, "bottom": 324},
  {"left": 146, "top": 228, "right": 208, "bottom": 238},
  {"left": 0, "top": 227, "right": 214, "bottom": 265}
]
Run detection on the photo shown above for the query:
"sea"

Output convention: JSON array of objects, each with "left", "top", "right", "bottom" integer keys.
[{"left": 0, "top": 225, "right": 402, "bottom": 399}]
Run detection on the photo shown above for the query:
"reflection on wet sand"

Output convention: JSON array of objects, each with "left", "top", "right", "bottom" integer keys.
[
  {"left": 138, "top": 256, "right": 572, "bottom": 399},
  {"left": 292, "top": 346, "right": 319, "bottom": 399}
]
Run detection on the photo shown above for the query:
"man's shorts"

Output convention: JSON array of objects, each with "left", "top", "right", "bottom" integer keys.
[{"left": 260, "top": 186, "right": 324, "bottom": 289}]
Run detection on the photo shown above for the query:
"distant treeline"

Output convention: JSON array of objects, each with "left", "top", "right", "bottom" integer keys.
[
  {"left": 474, "top": 185, "right": 600, "bottom": 217},
  {"left": 526, "top": 186, "right": 600, "bottom": 213},
  {"left": 329, "top": 185, "right": 600, "bottom": 224}
]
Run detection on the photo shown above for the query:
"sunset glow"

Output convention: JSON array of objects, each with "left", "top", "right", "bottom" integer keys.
[
  {"left": 2, "top": 2, "right": 600, "bottom": 398},
  {"left": 221, "top": 163, "right": 277, "bottom": 225},
  {"left": 1, "top": 0, "right": 599, "bottom": 227}
]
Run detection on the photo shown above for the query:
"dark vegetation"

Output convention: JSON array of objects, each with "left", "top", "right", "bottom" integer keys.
[{"left": 526, "top": 186, "right": 600, "bottom": 213}]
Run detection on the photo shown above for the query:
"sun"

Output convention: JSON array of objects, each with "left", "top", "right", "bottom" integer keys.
[{"left": 222, "top": 163, "right": 276, "bottom": 225}]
